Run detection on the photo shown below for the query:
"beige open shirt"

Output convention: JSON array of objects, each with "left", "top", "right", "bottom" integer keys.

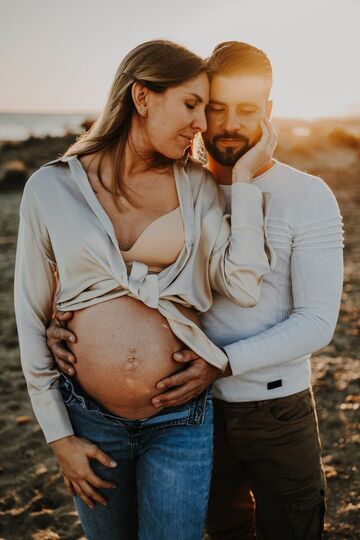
[{"left": 14, "top": 155, "right": 275, "bottom": 443}]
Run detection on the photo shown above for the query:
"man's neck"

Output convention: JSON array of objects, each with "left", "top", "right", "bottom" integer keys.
[{"left": 207, "top": 154, "right": 274, "bottom": 185}]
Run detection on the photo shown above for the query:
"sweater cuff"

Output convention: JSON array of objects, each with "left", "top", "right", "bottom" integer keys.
[
  {"left": 223, "top": 341, "right": 250, "bottom": 376},
  {"left": 31, "top": 387, "right": 74, "bottom": 443},
  {"left": 231, "top": 182, "right": 264, "bottom": 231},
  {"left": 231, "top": 184, "right": 277, "bottom": 272}
]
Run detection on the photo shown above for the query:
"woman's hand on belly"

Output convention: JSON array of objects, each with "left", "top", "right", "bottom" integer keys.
[{"left": 50, "top": 435, "right": 117, "bottom": 508}]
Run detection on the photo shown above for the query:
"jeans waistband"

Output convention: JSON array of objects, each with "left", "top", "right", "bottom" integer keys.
[{"left": 59, "top": 374, "right": 211, "bottom": 428}]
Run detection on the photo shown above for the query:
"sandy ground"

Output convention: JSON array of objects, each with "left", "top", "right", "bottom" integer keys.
[{"left": 0, "top": 120, "right": 359, "bottom": 539}]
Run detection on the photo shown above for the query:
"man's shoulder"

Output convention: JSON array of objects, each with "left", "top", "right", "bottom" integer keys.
[
  {"left": 263, "top": 160, "right": 335, "bottom": 199},
  {"left": 273, "top": 162, "right": 341, "bottom": 229}
]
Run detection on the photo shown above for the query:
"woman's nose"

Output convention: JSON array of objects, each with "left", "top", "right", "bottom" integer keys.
[{"left": 193, "top": 110, "right": 207, "bottom": 133}]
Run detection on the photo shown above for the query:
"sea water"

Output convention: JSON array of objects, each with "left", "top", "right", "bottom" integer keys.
[{"left": 0, "top": 112, "right": 97, "bottom": 142}]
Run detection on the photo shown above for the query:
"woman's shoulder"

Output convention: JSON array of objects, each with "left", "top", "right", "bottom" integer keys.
[
  {"left": 20, "top": 159, "right": 71, "bottom": 217},
  {"left": 24, "top": 159, "right": 70, "bottom": 194}
]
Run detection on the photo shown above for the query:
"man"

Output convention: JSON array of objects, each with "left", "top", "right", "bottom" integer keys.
[{"left": 47, "top": 42, "right": 343, "bottom": 539}]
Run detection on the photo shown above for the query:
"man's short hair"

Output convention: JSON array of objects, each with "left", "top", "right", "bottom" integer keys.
[{"left": 207, "top": 41, "right": 272, "bottom": 89}]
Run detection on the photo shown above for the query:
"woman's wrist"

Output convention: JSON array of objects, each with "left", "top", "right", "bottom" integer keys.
[
  {"left": 231, "top": 168, "right": 253, "bottom": 184},
  {"left": 49, "top": 434, "right": 76, "bottom": 451}
]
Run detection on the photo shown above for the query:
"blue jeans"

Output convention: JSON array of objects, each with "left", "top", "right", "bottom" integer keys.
[{"left": 59, "top": 375, "right": 213, "bottom": 540}]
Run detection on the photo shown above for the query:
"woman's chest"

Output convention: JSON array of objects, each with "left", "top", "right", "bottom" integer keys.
[
  {"left": 103, "top": 199, "right": 179, "bottom": 252},
  {"left": 92, "top": 174, "right": 180, "bottom": 252},
  {"left": 45, "top": 178, "right": 183, "bottom": 272}
]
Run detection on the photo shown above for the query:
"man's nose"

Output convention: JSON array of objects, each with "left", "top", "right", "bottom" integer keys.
[{"left": 223, "top": 110, "right": 240, "bottom": 132}]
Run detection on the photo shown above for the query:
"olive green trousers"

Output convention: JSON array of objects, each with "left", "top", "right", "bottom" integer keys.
[{"left": 206, "top": 389, "right": 326, "bottom": 540}]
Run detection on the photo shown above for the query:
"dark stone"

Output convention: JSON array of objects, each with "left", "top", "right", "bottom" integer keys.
[{"left": 0, "top": 165, "right": 28, "bottom": 191}]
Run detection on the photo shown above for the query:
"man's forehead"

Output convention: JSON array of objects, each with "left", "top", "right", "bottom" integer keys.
[{"left": 209, "top": 74, "right": 269, "bottom": 104}]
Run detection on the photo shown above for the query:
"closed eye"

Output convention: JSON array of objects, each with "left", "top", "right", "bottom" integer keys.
[
  {"left": 240, "top": 109, "right": 257, "bottom": 115},
  {"left": 208, "top": 106, "right": 225, "bottom": 113}
]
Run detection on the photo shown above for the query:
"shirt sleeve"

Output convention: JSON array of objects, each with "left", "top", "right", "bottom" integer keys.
[
  {"left": 223, "top": 177, "right": 344, "bottom": 375},
  {"left": 14, "top": 183, "right": 74, "bottom": 443},
  {"left": 208, "top": 179, "right": 274, "bottom": 307}
]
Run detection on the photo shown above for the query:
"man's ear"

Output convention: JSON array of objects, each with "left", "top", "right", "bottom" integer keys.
[
  {"left": 131, "top": 82, "right": 149, "bottom": 117},
  {"left": 265, "top": 100, "right": 273, "bottom": 119}
]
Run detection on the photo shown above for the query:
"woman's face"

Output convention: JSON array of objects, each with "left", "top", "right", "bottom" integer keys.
[{"left": 143, "top": 72, "right": 209, "bottom": 159}]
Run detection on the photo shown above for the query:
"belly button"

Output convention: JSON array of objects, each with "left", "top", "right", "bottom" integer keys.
[{"left": 125, "top": 348, "right": 139, "bottom": 370}]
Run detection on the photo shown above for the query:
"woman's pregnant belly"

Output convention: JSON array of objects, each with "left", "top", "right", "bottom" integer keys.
[{"left": 67, "top": 296, "right": 200, "bottom": 419}]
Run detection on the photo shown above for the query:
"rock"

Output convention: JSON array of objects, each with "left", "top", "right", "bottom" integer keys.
[
  {"left": 31, "top": 529, "right": 60, "bottom": 540},
  {"left": 35, "top": 464, "right": 48, "bottom": 476},
  {"left": 15, "top": 415, "right": 32, "bottom": 424},
  {"left": 0, "top": 160, "right": 28, "bottom": 191}
]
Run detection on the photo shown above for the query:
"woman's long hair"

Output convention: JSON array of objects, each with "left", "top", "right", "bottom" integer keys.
[{"left": 65, "top": 40, "right": 206, "bottom": 205}]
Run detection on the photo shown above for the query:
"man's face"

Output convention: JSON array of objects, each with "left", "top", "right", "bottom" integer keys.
[{"left": 203, "top": 74, "right": 272, "bottom": 166}]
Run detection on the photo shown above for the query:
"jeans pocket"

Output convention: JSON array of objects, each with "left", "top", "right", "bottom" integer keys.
[{"left": 266, "top": 391, "right": 315, "bottom": 426}]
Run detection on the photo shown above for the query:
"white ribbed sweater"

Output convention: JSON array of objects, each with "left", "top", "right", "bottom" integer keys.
[{"left": 203, "top": 160, "right": 344, "bottom": 401}]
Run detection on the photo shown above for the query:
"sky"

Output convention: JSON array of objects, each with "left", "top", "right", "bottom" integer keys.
[{"left": 1, "top": 0, "right": 359, "bottom": 119}]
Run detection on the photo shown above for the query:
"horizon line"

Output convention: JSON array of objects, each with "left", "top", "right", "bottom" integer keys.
[{"left": 1, "top": 110, "right": 360, "bottom": 123}]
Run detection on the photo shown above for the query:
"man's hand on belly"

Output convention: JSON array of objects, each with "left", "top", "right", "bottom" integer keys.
[
  {"left": 47, "top": 310, "right": 78, "bottom": 377},
  {"left": 152, "top": 349, "right": 222, "bottom": 408}
]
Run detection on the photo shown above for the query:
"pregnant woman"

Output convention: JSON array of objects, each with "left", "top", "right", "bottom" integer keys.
[{"left": 14, "top": 40, "right": 275, "bottom": 540}]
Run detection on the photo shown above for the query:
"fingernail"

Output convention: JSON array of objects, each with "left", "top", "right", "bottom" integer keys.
[
  {"left": 69, "top": 336, "right": 76, "bottom": 342},
  {"left": 157, "top": 383, "right": 164, "bottom": 389},
  {"left": 110, "top": 460, "right": 117, "bottom": 467},
  {"left": 153, "top": 401, "right": 161, "bottom": 408},
  {"left": 102, "top": 502, "right": 107, "bottom": 506},
  {"left": 89, "top": 504, "right": 95, "bottom": 509},
  {"left": 174, "top": 352, "right": 183, "bottom": 360},
  {"left": 68, "top": 355, "right": 73, "bottom": 362}
]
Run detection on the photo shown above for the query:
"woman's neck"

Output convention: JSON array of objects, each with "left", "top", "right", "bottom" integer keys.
[
  {"left": 81, "top": 116, "right": 171, "bottom": 183},
  {"left": 123, "top": 116, "right": 158, "bottom": 178}
]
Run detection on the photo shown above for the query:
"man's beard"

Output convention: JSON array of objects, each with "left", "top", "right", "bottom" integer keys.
[{"left": 203, "top": 132, "right": 253, "bottom": 167}]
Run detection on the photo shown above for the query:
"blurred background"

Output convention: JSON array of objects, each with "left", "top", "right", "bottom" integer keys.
[{"left": 0, "top": 0, "right": 359, "bottom": 538}]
